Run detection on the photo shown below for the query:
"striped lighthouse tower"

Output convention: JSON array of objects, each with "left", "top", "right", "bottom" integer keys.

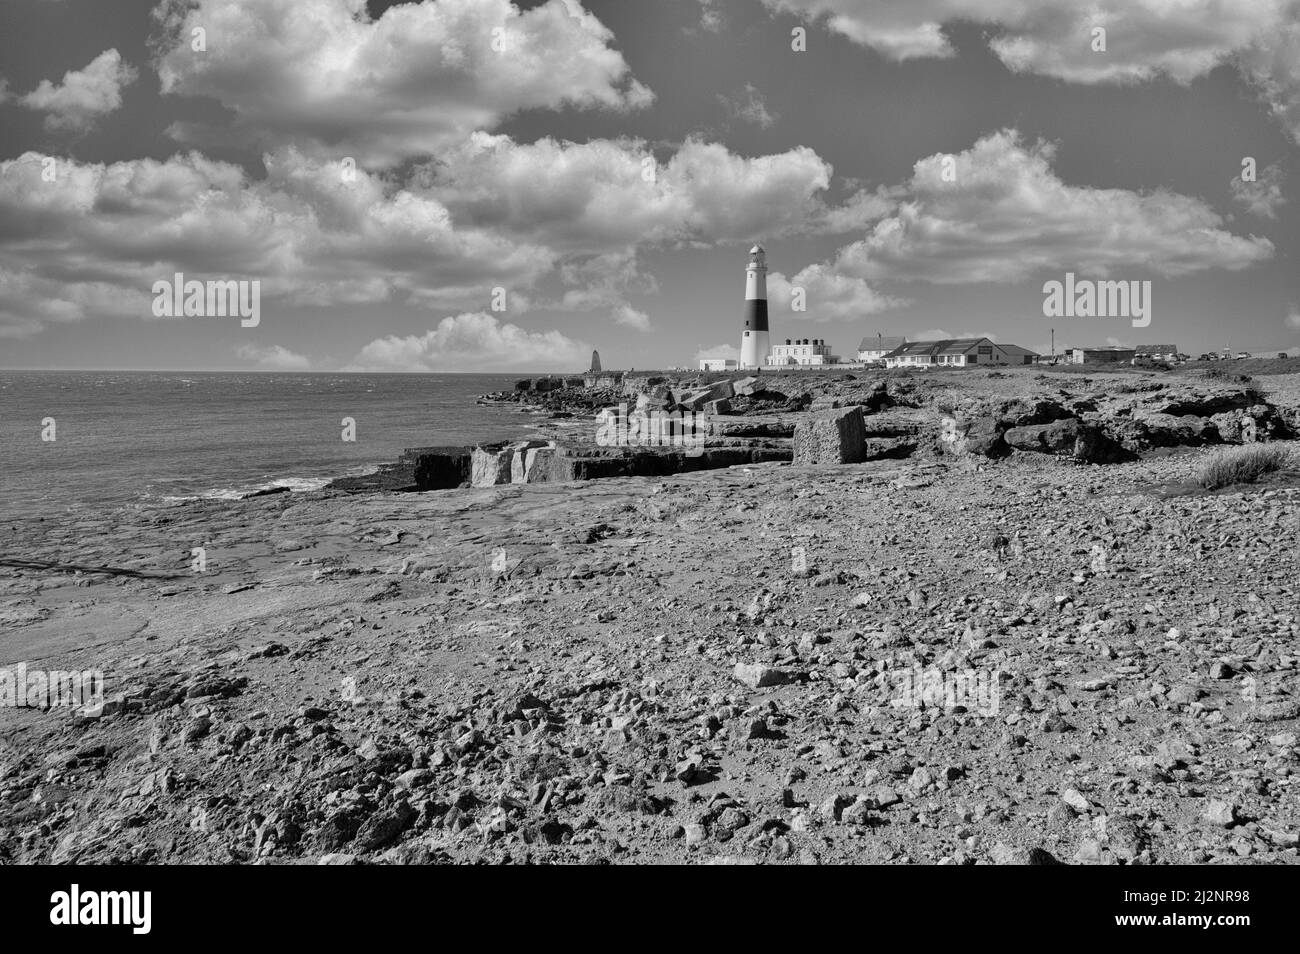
[{"left": 739, "top": 244, "right": 769, "bottom": 369}]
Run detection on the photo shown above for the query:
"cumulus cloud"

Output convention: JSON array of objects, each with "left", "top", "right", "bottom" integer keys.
[
  {"left": 1287, "top": 305, "right": 1300, "bottom": 330},
  {"left": 0, "top": 268, "right": 147, "bottom": 338},
  {"left": 762, "top": 0, "right": 1300, "bottom": 143},
  {"left": 817, "top": 187, "right": 895, "bottom": 234},
  {"left": 550, "top": 249, "right": 655, "bottom": 331},
  {"left": 235, "top": 342, "right": 311, "bottom": 370},
  {"left": 348, "top": 312, "right": 591, "bottom": 372},
  {"left": 1236, "top": 15, "right": 1300, "bottom": 146},
  {"left": 718, "top": 83, "right": 777, "bottom": 128},
  {"left": 428, "top": 133, "right": 833, "bottom": 249},
  {"left": 151, "top": 0, "right": 653, "bottom": 166},
  {"left": 18, "top": 49, "right": 137, "bottom": 132},
  {"left": 1231, "top": 162, "right": 1287, "bottom": 218},
  {"left": 0, "top": 149, "right": 553, "bottom": 337},
  {"left": 0, "top": 128, "right": 850, "bottom": 338},
  {"left": 694, "top": 343, "right": 740, "bottom": 361},
  {"left": 831, "top": 130, "right": 1273, "bottom": 285},
  {"left": 767, "top": 264, "right": 905, "bottom": 321}
]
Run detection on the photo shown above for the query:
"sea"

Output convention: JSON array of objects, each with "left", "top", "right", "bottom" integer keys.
[{"left": 0, "top": 371, "right": 550, "bottom": 518}]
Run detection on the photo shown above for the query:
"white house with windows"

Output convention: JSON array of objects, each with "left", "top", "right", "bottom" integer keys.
[
  {"left": 857, "top": 335, "right": 908, "bottom": 363},
  {"left": 882, "top": 338, "right": 1039, "bottom": 369},
  {"left": 766, "top": 338, "right": 837, "bottom": 366}
]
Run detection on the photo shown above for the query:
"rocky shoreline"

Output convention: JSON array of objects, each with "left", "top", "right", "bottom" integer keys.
[
  {"left": 1, "top": 365, "right": 1298, "bottom": 865},
  {"left": 328, "top": 365, "right": 1300, "bottom": 495}
]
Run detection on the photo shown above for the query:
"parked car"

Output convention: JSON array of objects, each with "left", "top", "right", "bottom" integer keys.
[
  {"left": 1198, "top": 353, "right": 1215, "bottom": 361},
  {"left": 1280, "top": 352, "right": 1290, "bottom": 360},
  {"left": 1236, "top": 351, "right": 1252, "bottom": 360}
]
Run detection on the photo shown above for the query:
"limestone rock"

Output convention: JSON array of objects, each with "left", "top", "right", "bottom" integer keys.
[{"left": 793, "top": 406, "right": 866, "bottom": 465}]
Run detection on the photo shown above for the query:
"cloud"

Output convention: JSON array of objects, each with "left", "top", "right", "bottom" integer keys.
[
  {"left": 817, "top": 187, "right": 895, "bottom": 234},
  {"left": 18, "top": 49, "right": 137, "bottom": 132},
  {"left": 348, "top": 312, "right": 591, "bottom": 372},
  {"left": 718, "top": 83, "right": 777, "bottom": 128},
  {"left": 694, "top": 1, "right": 723, "bottom": 33},
  {"left": 1236, "top": 15, "right": 1300, "bottom": 146},
  {"left": 151, "top": 0, "right": 652, "bottom": 166},
  {"left": 610, "top": 303, "right": 651, "bottom": 331},
  {"left": 832, "top": 130, "right": 1273, "bottom": 285},
  {"left": 428, "top": 133, "right": 834, "bottom": 248},
  {"left": 0, "top": 268, "right": 147, "bottom": 338},
  {"left": 768, "top": 264, "right": 905, "bottom": 321},
  {"left": 1287, "top": 305, "right": 1300, "bottom": 330},
  {"left": 235, "top": 342, "right": 311, "bottom": 369},
  {"left": 1231, "top": 162, "right": 1287, "bottom": 219},
  {"left": 0, "top": 131, "right": 847, "bottom": 338},
  {"left": 695, "top": 343, "right": 740, "bottom": 361},
  {"left": 761, "top": 0, "right": 1300, "bottom": 144},
  {"left": 0, "top": 149, "right": 553, "bottom": 336},
  {"left": 550, "top": 249, "right": 655, "bottom": 331}
]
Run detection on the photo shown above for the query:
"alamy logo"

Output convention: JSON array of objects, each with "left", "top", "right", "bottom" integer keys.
[
  {"left": 50, "top": 885, "right": 151, "bottom": 934},
  {"left": 1042, "top": 272, "right": 1151, "bottom": 328},
  {"left": 595, "top": 403, "right": 707, "bottom": 455},
  {"left": 889, "top": 665, "right": 1000, "bottom": 716},
  {"left": 151, "top": 273, "right": 260, "bottom": 327},
  {"left": 0, "top": 662, "right": 104, "bottom": 714}
]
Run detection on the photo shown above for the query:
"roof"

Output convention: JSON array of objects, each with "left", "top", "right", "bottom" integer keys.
[
  {"left": 884, "top": 337, "right": 1041, "bottom": 358},
  {"left": 1134, "top": 344, "right": 1178, "bottom": 354},
  {"left": 857, "top": 335, "right": 908, "bottom": 352},
  {"left": 1072, "top": 345, "right": 1135, "bottom": 352}
]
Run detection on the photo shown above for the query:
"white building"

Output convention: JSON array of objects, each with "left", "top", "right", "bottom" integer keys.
[
  {"left": 857, "top": 335, "right": 908, "bottom": 363},
  {"left": 767, "top": 338, "right": 837, "bottom": 366},
  {"left": 698, "top": 357, "right": 739, "bottom": 372},
  {"left": 883, "top": 338, "right": 1039, "bottom": 369}
]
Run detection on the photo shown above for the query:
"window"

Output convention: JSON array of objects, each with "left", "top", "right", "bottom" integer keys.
[
  {"left": 978, "top": 345, "right": 993, "bottom": 355},
  {"left": 968, "top": 354, "right": 978, "bottom": 363}
]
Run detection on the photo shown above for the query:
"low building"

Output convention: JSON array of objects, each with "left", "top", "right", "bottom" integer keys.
[
  {"left": 767, "top": 338, "right": 837, "bottom": 366},
  {"left": 857, "top": 335, "right": 908, "bottom": 364},
  {"left": 1069, "top": 346, "right": 1136, "bottom": 364},
  {"left": 1134, "top": 344, "right": 1179, "bottom": 364},
  {"left": 698, "top": 357, "right": 739, "bottom": 372},
  {"left": 883, "top": 338, "right": 1039, "bottom": 369}
]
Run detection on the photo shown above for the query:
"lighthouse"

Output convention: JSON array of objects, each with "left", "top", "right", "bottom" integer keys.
[{"left": 739, "top": 244, "right": 769, "bottom": 369}]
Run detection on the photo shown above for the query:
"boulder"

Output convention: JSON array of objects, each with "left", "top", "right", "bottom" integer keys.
[
  {"left": 998, "top": 399, "right": 1073, "bottom": 428},
  {"left": 734, "top": 663, "right": 790, "bottom": 689},
  {"left": 1131, "top": 411, "right": 1219, "bottom": 447},
  {"left": 675, "top": 379, "right": 734, "bottom": 411},
  {"left": 794, "top": 406, "right": 866, "bottom": 464},
  {"left": 510, "top": 441, "right": 559, "bottom": 484},
  {"left": 471, "top": 443, "right": 516, "bottom": 487},
  {"left": 957, "top": 417, "right": 1009, "bottom": 458},
  {"left": 1005, "top": 418, "right": 1083, "bottom": 453},
  {"left": 732, "top": 376, "right": 761, "bottom": 397},
  {"left": 1005, "top": 420, "right": 1131, "bottom": 463},
  {"left": 1155, "top": 388, "right": 1262, "bottom": 417},
  {"left": 473, "top": 440, "right": 550, "bottom": 487},
  {"left": 409, "top": 447, "right": 471, "bottom": 490}
]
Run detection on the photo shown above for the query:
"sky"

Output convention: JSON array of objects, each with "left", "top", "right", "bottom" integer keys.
[{"left": 0, "top": 0, "right": 1298, "bottom": 372}]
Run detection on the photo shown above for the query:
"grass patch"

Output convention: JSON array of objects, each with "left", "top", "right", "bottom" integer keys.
[{"left": 1197, "top": 444, "right": 1295, "bottom": 490}]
